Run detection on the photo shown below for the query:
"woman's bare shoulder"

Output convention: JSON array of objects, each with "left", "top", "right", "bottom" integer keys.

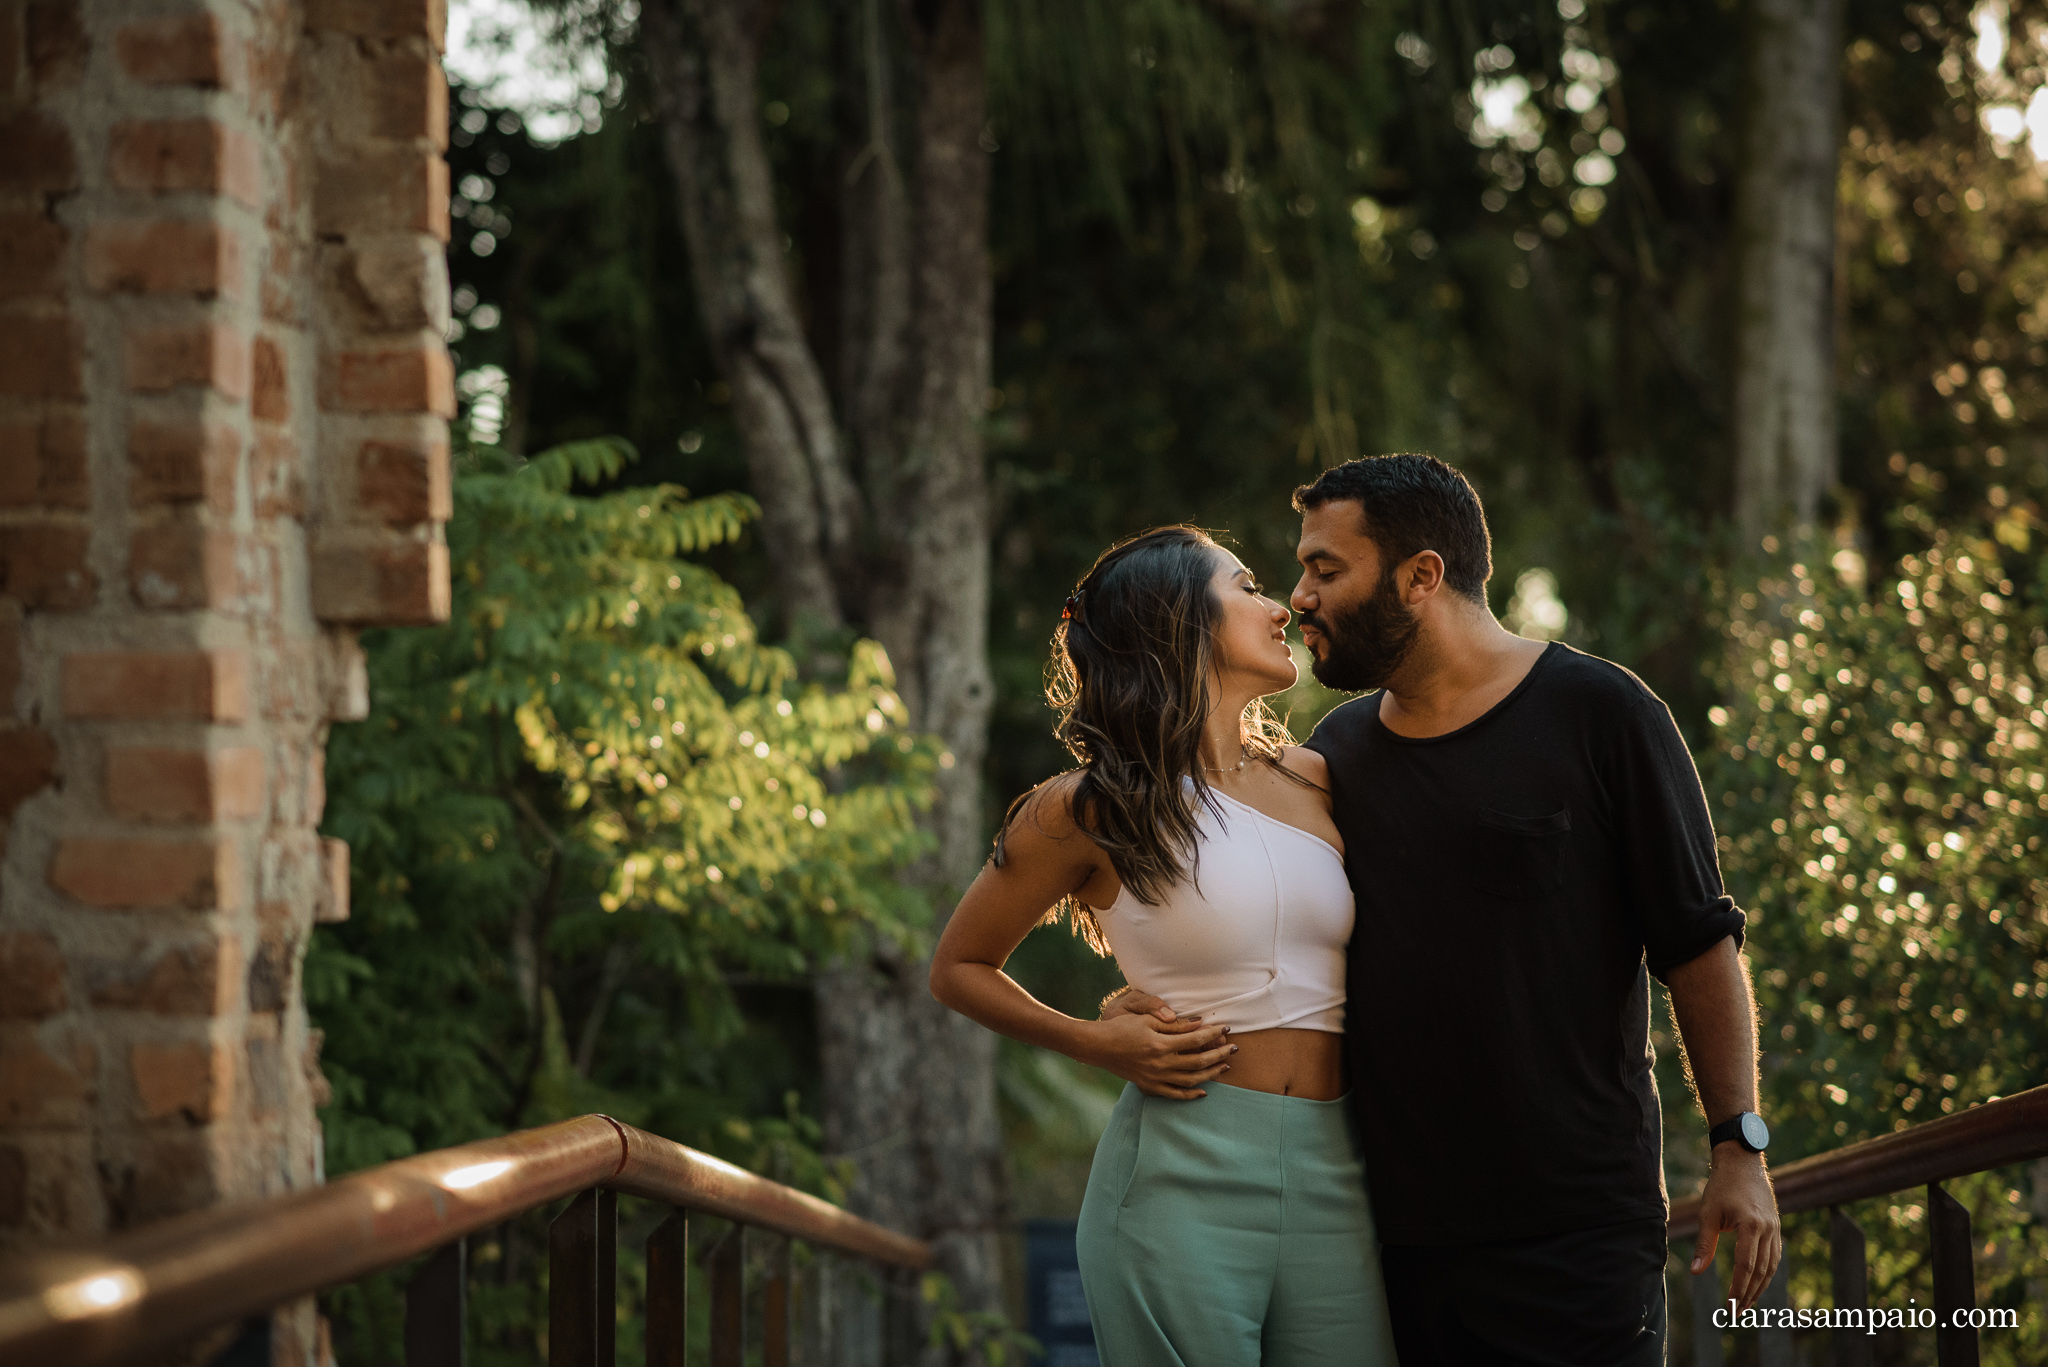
[{"left": 1004, "top": 770, "right": 1092, "bottom": 846}]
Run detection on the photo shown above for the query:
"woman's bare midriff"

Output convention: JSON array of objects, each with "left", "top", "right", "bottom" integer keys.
[{"left": 1210, "top": 1027, "right": 1346, "bottom": 1101}]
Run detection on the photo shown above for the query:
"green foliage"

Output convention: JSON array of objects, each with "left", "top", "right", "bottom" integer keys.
[
  {"left": 922, "top": 1270, "right": 1042, "bottom": 1366},
  {"left": 1695, "top": 525, "right": 2048, "bottom": 1361},
  {"left": 310, "top": 438, "right": 933, "bottom": 1363}
]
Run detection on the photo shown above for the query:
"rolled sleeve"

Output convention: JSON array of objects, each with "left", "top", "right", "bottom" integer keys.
[{"left": 1605, "top": 689, "right": 1748, "bottom": 982}]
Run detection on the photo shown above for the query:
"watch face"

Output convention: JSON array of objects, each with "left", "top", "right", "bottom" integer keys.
[{"left": 1741, "top": 1112, "right": 1771, "bottom": 1151}]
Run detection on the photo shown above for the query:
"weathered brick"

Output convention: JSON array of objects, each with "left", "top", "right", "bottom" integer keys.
[
  {"left": 314, "top": 148, "right": 448, "bottom": 241},
  {"left": 250, "top": 333, "right": 288, "bottom": 421},
  {"left": 0, "top": 728, "right": 59, "bottom": 819},
  {"left": 250, "top": 429, "right": 301, "bottom": 517},
  {"left": 0, "top": 409, "right": 88, "bottom": 509},
  {"left": 319, "top": 346, "right": 452, "bottom": 416},
  {"left": 126, "top": 320, "right": 250, "bottom": 397},
  {"left": 0, "top": 931, "right": 67, "bottom": 1018},
  {"left": 0, "top": 318, "right": 83, "bottom": 398},
  {"left": 115, "top": 13, "right": 231, "bottom": 87},
  {"left": 219, "top": 746, "right": 275, "bottom": 819},
  {"left": 62, "top": 649, "right": 248, "bottom": 720},
  {"left": 310, "top": 537, "right": 448, "bottom": 624},
  {"left": 306, "top": 0, "right": 445, "bottom": 47},
  {"left": 89, "top": 936, "right": 242, "bottom": 1014},
  {"left": 245, "top": 927, "right": 292, "bottom": 1013},
  {"left": 106, "top": 745, "right": 264, "bottom": 823},
  {"left": 345, "top": 235, "right": 447, "bottom": 331},
  {"left": 305, "top": 741, "right": 326, "bottom": 825},
  {"left": 0, "top": 213, "right": 66, "bottom": 299},
  {"left": 0, "top": 524, "right": 93, "bottom": 610},
  {"left": 128, "top": 409, "right": 238, "bottom": 509},
  {"left": 315, "top": 836, "right": 349, "bottom": 923},
  {"left": 49, "top": 837, "right": 240, "bottom": 909},
  {"left": 355, "top": 45, "right": 449, "bottom": 146},
  {"left": 130, "top": 520, "right": 238, "bottom": 609},
  {"left": 246, "top": 35, "right": 290, "bottom": 118},
  {"left": 245, "top": 1026, "right": 284, "bottom": 1117},
  {"left": 0, "top": 1029, "right": 93, "bottom": 1127},
  {"left": 26, "top": 0, "right": 86, "bottom": 89},
  {"left": 130, "top": 1038, "right": 233, "bottom": 1121},
  {"left": 0, "top": 114, "right": 76, "bottom": 192},
  {"left": 85, "top": 220, "right": 241, "bottom": 297},
  {"left": 108, "top": 120, "right": 261, "bottom": 208},
  {"left": 358, "top": 437, "right": 450, "bottom": 523}
]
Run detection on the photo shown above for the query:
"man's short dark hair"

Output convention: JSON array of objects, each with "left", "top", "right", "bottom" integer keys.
[{"left": 1292, "top": 454, "right": 1493, "bottom": 602}]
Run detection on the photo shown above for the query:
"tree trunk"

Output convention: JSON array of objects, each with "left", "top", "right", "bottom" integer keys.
[
  {"left": 1731, "top": 0, "right": 1844, "bottom": 544},
  {"left": 642, "top": 0, "right": 1002, "bottom": 1358}
]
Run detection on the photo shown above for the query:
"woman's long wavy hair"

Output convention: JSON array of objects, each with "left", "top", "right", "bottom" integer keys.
[{"left": 995, "top": 526, "right": 1303, "bottom": 953}]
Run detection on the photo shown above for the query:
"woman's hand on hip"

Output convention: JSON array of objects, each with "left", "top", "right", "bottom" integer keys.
[{"left": 1081, "top": 1004, "right": 1233, "bottom": 1100}]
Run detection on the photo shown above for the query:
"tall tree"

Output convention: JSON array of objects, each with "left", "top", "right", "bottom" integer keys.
[
  {"left": 1732, "top": 0, "right": 1846, "bottom": 542},
  {"left": 636, "top": 0, "right": 1003, "bottom": 1352}
]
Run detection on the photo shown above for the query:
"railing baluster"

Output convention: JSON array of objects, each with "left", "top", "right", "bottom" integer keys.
[
  {"left": 1757, "top": 1255, "right": 1792, "bottom": 1367},
  {"left": 793, "top": 1248, "right": 820, "bottom": 1367},
  {"left": 883, "top": 1265, "right": 918, "bottom": 1366},
  {"left": 548, "top": 1188, "right": 616, "bottom": 1367},
  {"left": 763, "top": 1234, "right": 791, "bottom": 1367},
  {"left": 1688, "top": 1262, "right": 1724, "bottom": 1367},
  {"left": 709, "top": 1224, "right": 745, "bottom": 1367},
  {"left": 405, "top": 1238, "right": 467, "bottom": 1367},
  {"left": 1830, "top": 1206, "right": 1872, "bottom": 1367},
  {"left": 598, "top": 1190, "right": 616, "bottom": 1367},
  {"left": 646, "top": 1211, "right": 689, "bottom": 1367},
  {"left": 1929, "top": 1182, "right": 1979, "bottom": 1367}
]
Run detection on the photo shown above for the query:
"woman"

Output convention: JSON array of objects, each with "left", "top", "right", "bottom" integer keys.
[{"left": 929, "top": 526, "right": 1398, "bottom": 1365}]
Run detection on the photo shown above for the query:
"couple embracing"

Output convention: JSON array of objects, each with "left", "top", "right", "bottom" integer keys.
[{"left": 930, "top": 455, "right": 1785, "bottom": 1365}]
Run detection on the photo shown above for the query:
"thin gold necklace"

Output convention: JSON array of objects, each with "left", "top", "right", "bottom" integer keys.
[{"left": 1201, "top": 751, "right": 1249, "bottom": 774}]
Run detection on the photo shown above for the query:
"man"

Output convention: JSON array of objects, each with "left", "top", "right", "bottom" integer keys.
[{"left": 1115, "top": 454, "right": 1780, "bottom": 1364}]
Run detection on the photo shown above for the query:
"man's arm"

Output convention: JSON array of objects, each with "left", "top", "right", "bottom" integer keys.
[{"left": 1664, "top": 935, "right": 1781, "bottom": 1311}]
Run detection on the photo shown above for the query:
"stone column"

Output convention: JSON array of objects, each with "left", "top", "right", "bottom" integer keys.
[{"left": 0, "top": 0, "right": 450, "bottom": 1356}]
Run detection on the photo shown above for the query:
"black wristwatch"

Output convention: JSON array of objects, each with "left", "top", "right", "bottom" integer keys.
[{"left": 1709, "top": 1111, "right": 1770, "bottom": 1154}]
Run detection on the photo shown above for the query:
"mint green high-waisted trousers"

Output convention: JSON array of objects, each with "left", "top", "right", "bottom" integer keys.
[{"left": 1075, "top": 1081, "right": 1399, "bottom": 1366}]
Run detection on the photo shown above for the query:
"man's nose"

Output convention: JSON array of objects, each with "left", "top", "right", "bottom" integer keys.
[{"left": 1290, "top": 580, "right": 1315, "bottom": 613}]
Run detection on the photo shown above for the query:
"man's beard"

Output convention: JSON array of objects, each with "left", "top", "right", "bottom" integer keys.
[{"left": 1302, "top": 568, "right": 1420, "bottom": 692}]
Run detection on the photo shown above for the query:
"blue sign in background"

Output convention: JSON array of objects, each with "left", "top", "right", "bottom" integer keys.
[{"left": 1024, "top": 1219, "right": 1099, "bottom": 1367}]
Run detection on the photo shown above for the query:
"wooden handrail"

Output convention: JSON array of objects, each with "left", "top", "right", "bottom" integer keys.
[
  {"left": 1667, "top": 1083, "right": 2048, "bottom": 1240},
  {"left": 0, "top": 1113, "right": 928, "bottom": 1367}
]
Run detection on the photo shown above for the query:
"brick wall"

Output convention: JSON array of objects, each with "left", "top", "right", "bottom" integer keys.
[{"left": 0, "top": 0, "right": 449, "bottom": 1354}]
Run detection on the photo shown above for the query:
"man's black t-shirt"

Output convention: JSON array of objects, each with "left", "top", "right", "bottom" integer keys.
[{"left": 1304, "top": 642, "right": 1745, "bottom": 1246}]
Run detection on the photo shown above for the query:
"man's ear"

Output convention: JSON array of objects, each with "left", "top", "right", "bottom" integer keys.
[{"left": 1401, "top": 550, "right": 1447, "bottom": 605}]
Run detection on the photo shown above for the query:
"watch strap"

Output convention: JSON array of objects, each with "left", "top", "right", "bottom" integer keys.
[{"left": 1710, "top": 1113, "right": 1764, "bottom": 1151}]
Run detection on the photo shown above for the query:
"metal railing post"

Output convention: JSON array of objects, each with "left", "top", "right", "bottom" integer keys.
[
  {"left": 404, "top": 1238, "right": 467, "bottom": 1367},
  {"left": 1829, "top": 1206, "right": 1872, "bottom": 1367},
  {"left": 883, "top": 1265, "right": 918, "bottom": 1366},
  {"left": 646, "top": 1211, "right": 689, "bottom": 1367},
  {"left": 548, "top": 1188, "right": 616, "bottom": 1367},
  {"left": 763, "top": 1234, "right": 791, "bottom": 1367},
  {"left": 1929, "top": 1183, "right": 1979, "bottom": 1367},
  {"left": 709, "top": 1224, "right": 745, "bottom": 1367}
]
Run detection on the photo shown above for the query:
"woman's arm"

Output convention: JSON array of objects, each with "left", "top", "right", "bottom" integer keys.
[{"left": 929, "top": 778, "right": 1235, "bottom": 1099}]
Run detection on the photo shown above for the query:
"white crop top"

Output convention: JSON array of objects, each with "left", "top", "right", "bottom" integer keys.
[{"left": 1094, "top": 788, "right": 1352, "bottom": 1034}]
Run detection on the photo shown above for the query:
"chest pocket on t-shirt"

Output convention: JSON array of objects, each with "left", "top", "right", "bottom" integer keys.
[{"left": 1474, "top": 806, "right": 1571, "bottom": 899}]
